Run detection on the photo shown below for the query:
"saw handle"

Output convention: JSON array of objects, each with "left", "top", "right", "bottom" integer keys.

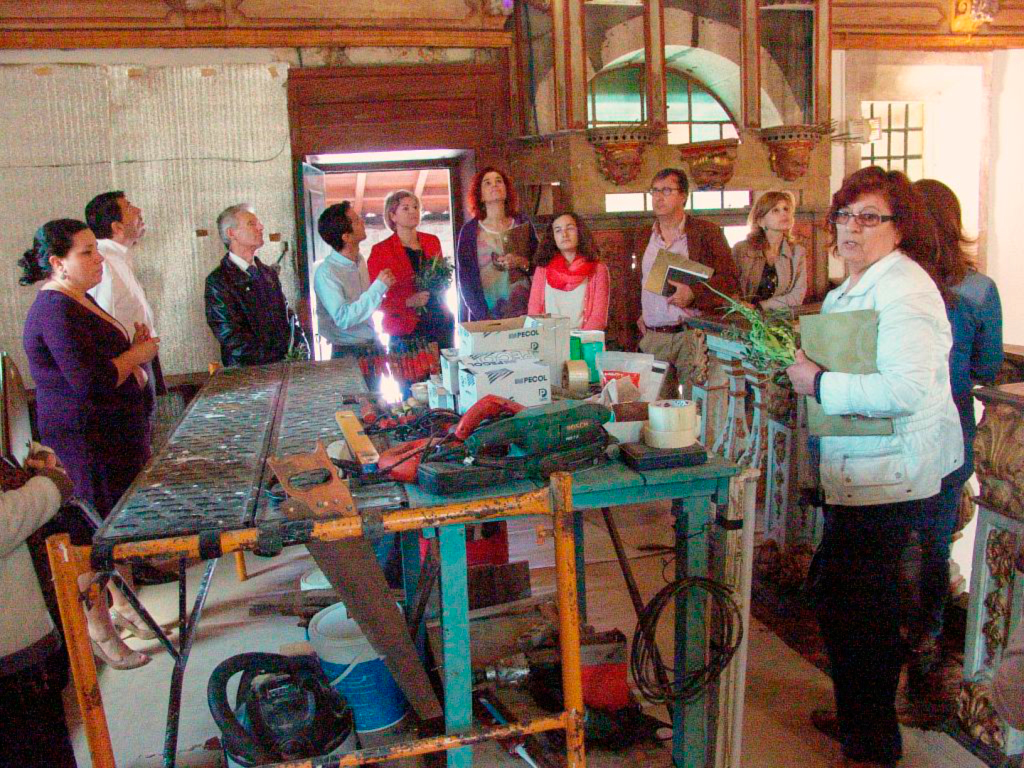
[{"left": 452, "top": 395, "right": 524, "bottom": 442}]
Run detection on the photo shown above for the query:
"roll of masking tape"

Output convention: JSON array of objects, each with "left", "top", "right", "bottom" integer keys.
[
  {"left": 563, "top": 360, "right": 591, "bottom": 397},
  {"left": 643, "top": 423, "right": 697, "bottom": 449},
  {"left": 648, "top": 399, "right": 697, "bottom": 433}
]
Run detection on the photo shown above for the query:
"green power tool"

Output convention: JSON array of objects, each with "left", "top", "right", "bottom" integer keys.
[{"left": 417, "top": 401, "right": 612, "bottom": 495}]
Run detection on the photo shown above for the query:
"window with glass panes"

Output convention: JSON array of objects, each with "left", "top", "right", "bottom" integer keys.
[
  {"left": 590, "top": 66, "right": 744, "bottom": 212},
  {"left": 860, "top": 101, "right": 924, "bottom": 180},
  {"left": 588, "top": 65, "right": 738, "bottom": 142}
]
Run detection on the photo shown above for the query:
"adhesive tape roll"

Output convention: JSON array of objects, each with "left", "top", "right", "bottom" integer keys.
[
  {"left": 563, "top": 360, "right": 591, "bottom": 397},
  {"left": 648, "top": 399, "right": 697, "bottom": 433},
  {"left": 643, "top": 423, "right": 697, "bottom": 449}
]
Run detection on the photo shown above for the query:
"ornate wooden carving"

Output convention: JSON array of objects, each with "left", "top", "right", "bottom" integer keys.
[
  {"left": 677, "top": 138, "right": 740, "bottom": 190},
  {"left": 974, "top": 393, "right": 1024, "bottom": 522},
  {"left": 982, "top": 528, "right": 1015, "bottom": 665},
  {"left": 951, "top": 0, "right": 998, "bottom": 33},
  {"left": 586, "top": 126, "right": 662, "bottom": 187},
  {"left": 678, "top": 329, "right": 710, "bottom": 388},
  {"left": 764, "top": 380, "right": 795, "bottom": 423},
  {"left": 778, "top": 541, "right": 815, "bottom": 589},
  {"left": 958, "top": 681, "right": 1005, "bottom": 749},
  {"left": 757, "top": 125, "right": 828, "bottom": 182},
  {"left": 995, "top": 345, "right": 1024, "bottom": 385},
  {"left": 955, "top": 485, "right": 976, "bottom": 536}
]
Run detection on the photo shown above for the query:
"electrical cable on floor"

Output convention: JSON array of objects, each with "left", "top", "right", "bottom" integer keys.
[{"left": 630, "top": 576, "right": 744, "bottom": 705}]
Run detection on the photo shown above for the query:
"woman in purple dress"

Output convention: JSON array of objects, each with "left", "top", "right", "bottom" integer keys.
[{"left": 21, "top": 219, "right": 159, "bottom": 669}]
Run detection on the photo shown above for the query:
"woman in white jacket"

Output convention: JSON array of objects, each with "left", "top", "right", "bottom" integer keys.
[
  {"left": 786, "top": 166, "right": 963, "bottom": 768},
  {"left": 0, "top": 450, "right": 77, "bottom": 767}
]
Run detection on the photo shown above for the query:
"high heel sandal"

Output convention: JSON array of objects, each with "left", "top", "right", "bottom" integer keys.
[
  {"left": 90, "top": 636, "right": 151, "bottom": 671},
  {"left": 109, "top": 607, "right": 159, "bottom": 640}
]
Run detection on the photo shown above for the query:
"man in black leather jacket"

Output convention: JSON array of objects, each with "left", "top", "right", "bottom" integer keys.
[{"left": 204, "top": 204, "right": 291, "bottom": 367}]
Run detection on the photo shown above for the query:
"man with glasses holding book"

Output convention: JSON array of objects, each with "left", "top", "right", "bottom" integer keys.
[{"left": 637, "top": 167, "right": 739, "bottom": 398}]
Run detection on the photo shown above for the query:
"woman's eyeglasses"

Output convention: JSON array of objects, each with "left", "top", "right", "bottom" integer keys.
[{"left": 830, "top": 210, "right": 897, "bottom": 227}]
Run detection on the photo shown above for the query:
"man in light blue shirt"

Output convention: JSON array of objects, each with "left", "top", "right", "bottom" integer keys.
[{"left": 313, "top": 201, "right": 395, "bottom": 358}]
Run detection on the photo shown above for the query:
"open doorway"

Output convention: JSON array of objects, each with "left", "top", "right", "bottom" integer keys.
[{"left": 300, "top": 151, "right": 465, "bottom": 362}]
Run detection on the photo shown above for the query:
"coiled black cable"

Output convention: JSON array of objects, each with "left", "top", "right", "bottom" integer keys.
[
  {"left": 364, "top": 407, "right": 460, "bottom": 442},
  {"left": 630, "top": 576, "right": 744, "bottom": 705}
]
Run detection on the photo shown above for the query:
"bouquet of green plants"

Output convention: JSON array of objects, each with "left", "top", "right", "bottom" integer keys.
[
  {"left": 414, "top": 255, "right": 454, "bottom": 313},
  {"left": 706, "top": 285, "right": 799, "bottom": 384}
]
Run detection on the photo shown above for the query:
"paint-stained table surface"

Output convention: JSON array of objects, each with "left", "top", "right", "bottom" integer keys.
[{"left": 95, "top": 358, "right": 391, "bottom": 544}]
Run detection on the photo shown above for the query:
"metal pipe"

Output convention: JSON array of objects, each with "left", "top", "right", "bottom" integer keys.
[
  {"left": 46, "top": 534, "right": 117, "bottom": 768},
  {"left": 550, "top": 473, "right": 586, "bottom": 767},
  {"left": 97, "top": 487, "right": 551, "bottom": 563},
  {"left": 263, "top": 714, "right": 569, "bottom": 767},
  {"left": 601, "top": 506, "right": 674, "bottom": 719},
  {"left": 107, "top": 570, "right": 179, "bottom": 661},
  {"left": 163, "top": 559, "right": 219, "bottom": 768}
]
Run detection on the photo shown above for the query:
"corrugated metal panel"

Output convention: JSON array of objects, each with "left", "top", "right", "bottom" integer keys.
[{"left": 0, "top": 62, "right": 294, "bottom": 382}]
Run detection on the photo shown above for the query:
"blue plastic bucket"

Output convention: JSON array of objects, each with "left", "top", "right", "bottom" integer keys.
[{"left": 307, "top": 603, "right": 408, "bottom": 733}]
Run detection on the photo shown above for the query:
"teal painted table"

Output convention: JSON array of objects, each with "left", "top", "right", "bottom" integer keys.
[{"left": 405, "top": 455, "right": 740, "bottom": 768}]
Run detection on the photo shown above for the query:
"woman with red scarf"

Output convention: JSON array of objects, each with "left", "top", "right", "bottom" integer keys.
[{"left": 528, "top": 212, "right": 609, "bottom": 331}]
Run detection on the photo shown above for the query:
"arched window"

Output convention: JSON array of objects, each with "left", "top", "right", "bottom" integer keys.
[
  {"left": 587, "top": 64, "right": 738, "bottom": 145},
  {"left": 590, "top": 64, "right": 747, "bottom": 214}
]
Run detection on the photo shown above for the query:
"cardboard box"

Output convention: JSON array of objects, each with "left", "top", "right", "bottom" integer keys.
[
  {"left": 440, "top": 348, "right": 460, "bottom": 395},
  {"left": 428, "top": 378, "right": 456, "bottom": 411},
  {"left": 525, "top": 314, "right": 571, "bottom": 384},
  {"left": 456, "top": 317, "right": 545, "bottom": 357},
  {"left": 457, "top": 353, "right": 551, "bottom": 414}
]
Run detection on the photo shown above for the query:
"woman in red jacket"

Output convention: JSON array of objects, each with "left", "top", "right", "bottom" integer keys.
[{"left": 368, "top": 190, "right": 454, "bottom": 357}]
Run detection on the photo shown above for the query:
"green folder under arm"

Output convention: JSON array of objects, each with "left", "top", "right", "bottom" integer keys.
[{"left": 799, "top": 309, "right": 894, "bottom": 437}]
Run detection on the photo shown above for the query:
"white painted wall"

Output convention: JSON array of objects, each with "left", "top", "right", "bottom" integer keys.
[
  {"left": 988, "top": 50, "right": 1024, "bottom": 346},
  {"left": 0, "top": 61, "right": 296, "bottom": 378}
]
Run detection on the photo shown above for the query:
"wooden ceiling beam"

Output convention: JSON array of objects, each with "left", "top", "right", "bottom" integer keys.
[
  {"left": 0, "top": 27, "right": 512, "bottom": 50},
  {"left": 833, "top": 32, "right": 1024, "bottom": 50}
]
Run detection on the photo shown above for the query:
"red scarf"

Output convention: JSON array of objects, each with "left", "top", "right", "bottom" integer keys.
[{"left": 545, "top": 254, "right": 597, "bottom": 292}]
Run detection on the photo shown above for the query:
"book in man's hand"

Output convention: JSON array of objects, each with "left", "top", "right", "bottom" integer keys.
[
  {"left": 643, "top": 248, "right": 715, "bottom": 296},
  {"left": 798, "top": 309, "right": 894, "bottom": 437}
]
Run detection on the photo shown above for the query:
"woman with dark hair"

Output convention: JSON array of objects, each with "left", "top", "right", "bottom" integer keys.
[
  {"left": 455, "top": 167, "right": 538, "bottom": 321},
  {"left": 367, "top": 190, "right": 453, "bottom": 354},
  {"left": 732, "top": 190, "right": 807, "bottom": 309},
  {"left": 527, "top": 213, "right": 609, "bottom": 331},
  {"left": 785, "top": 167, "right": 964, "bottom": 767},
  {"left": 907, "top": 178, "right": 1003, "bottom": 668},
  {"left": 21, "top": 218, "right": 158, "bottom": 669}
]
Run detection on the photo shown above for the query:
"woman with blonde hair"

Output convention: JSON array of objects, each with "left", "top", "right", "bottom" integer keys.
[
  {"left": 732, "top": 190, "right": 807, "bottom": 309},
  {"left": 367, "top": 190, "right": 454, "bottom": 352}
]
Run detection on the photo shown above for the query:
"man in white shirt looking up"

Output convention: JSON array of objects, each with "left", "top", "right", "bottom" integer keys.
[
  {"left": 313, "top": 201, "right": 395, "bottom": 359},
  {"left": 85, "top": 190, "right": 164, "bottom": 399}
]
